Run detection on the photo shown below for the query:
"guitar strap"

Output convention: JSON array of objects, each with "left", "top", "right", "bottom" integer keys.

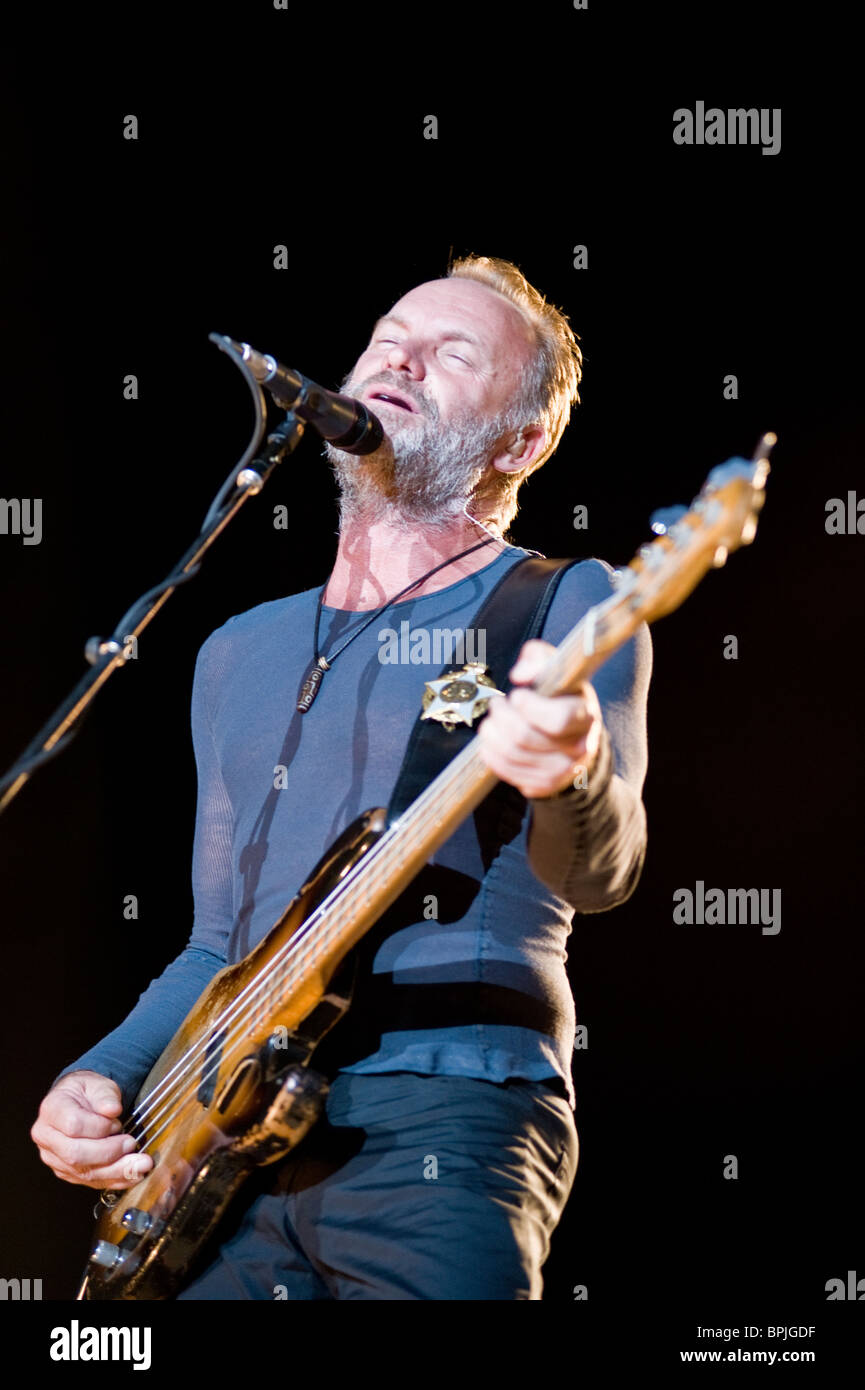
[
  {"left": 386, "top": 553, "right": 581, "bottom": 842},
  {"left": 309, "top": 554, "right": 583, "bottom": 1077}
]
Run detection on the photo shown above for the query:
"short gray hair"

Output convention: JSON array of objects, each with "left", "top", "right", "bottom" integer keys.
[{"left": 447, "top": 253, "right": 583, "bottom": 529}]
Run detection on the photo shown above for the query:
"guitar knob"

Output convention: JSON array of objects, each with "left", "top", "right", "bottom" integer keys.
[
  {"left": 89, "top": 1240, "right": 123, "bottom": 1269},
  {"left": 121, "top": 1207, "right": 153, "bottom": 1235}
]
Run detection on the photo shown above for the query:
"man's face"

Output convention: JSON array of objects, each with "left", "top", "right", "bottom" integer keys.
[
  {"left": 326, "top": 278, "right": 535, "bottom": 526},
  {"left": 349, "top": 277, "right": 534, "bottom": 429}
]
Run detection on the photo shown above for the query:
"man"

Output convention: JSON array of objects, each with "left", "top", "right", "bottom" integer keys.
[{"left": 31, "top": 255, "right": 652, "bottom": 1299}]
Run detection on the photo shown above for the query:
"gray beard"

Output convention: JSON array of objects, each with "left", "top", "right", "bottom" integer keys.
[{"left": 324, "top": 372, "right": 516, "bottom": 530}]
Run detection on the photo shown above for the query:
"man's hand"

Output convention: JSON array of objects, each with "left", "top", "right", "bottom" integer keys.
[
  {"left": 30, "top": 1070, "right": 153, "bottom": 1190},
  {"left": 477, "top": 638, "right": 604, "bottom": 799}
]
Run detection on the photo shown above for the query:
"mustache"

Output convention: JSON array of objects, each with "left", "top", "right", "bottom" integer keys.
[{"left": 344, "top": 371, "right": 435, "bottom": 420}]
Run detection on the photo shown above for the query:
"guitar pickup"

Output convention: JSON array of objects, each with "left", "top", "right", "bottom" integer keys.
[{"left": 197, "top": 1028, "right": 227, "bottom": 1107}]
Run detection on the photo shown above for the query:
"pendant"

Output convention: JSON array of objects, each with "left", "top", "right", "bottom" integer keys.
[{"left": 297, "top": 656, "right": 330, "bottom": 713}]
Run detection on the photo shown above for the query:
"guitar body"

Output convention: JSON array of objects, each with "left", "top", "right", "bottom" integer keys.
[{"left": 79, "top": 807, "right": 387, "bottom": 1301}]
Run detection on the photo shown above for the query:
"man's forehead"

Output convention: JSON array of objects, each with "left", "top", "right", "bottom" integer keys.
[{"left": 380, "top": 278, "right": 533, "bottom": 346}]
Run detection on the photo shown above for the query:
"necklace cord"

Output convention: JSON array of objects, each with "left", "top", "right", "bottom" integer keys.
[{"left": 313, "top": 536, "right": 498, "bottom": 665}]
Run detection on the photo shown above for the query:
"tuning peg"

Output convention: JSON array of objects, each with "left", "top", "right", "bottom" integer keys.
[
  {"left": 121, "top": 1206, "right": 153, "bottom": 1235},
  {"left": 89, "top": 1240, "right": 124, "bottom": 1269},
  {"left": 753, "top": 431, "right": 777, "bottom": 462},
  {"left": 650, "top": 505, "right": 688, "bottom": 535},
  {"left": 610, "top": 567, "right": 637, "bottom": 590}
]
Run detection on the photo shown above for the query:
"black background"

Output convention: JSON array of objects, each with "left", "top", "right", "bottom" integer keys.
[{"left": 1, "top": 2, "right": 862, "bottom": 1358}]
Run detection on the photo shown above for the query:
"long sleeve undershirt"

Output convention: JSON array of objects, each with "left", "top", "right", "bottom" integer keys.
[{"left": 56, "top": 547, "right": 651, "bottom": 1111}]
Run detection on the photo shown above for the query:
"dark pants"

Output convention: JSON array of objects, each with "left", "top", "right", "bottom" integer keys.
[{"left": 177, "top": 1070, "right": 579, "bottom": 1301}]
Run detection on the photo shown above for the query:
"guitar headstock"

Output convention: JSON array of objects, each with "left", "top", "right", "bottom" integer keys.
[{"left": 616, "top": 433, "right": 775, "bottom": 625}]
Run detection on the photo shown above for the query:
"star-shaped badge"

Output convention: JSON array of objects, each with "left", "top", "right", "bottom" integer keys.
[{"left": 420, "top": 663, "right": 503, "bottom": 732}]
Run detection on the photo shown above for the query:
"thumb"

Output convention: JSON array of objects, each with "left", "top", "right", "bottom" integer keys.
[
  {"left": 509, "top": 638, "right": 555, "bottom": 685},
  {"left": 78, "top": 1073, "right": 123, "bottom": 1116}
]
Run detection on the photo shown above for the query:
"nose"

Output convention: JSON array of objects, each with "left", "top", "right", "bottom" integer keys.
[{"left": 383, "top": 338, "right": 425, "bottom": 380}]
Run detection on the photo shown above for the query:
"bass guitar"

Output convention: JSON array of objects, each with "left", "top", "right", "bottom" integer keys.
[{"left": 77, "top": 438, "right": 773, "bottom": 1299}]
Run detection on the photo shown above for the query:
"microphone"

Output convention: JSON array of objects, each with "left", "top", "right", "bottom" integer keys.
[{"left": 217, "top": 336, "right": 383, "bottom": 455}]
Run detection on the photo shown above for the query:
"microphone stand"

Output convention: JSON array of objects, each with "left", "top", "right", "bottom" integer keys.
[{"left": 0, "top": 336, "right": 305, "bottom": 816}]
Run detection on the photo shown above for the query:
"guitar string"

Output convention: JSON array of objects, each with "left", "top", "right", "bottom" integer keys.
[
  {"left": 129, "top": 719, "right": 491, "bottom": 1126},
  {"left": 132, "top": 747, "right": 495, "bottom": 1149},
  {"left": 127, "top": 622, "right": 594, "bottom": 1152},
  {"left": 118, "top": 526, "right": 727, "bottom": 1188},
  {"left": 129, "top": 733, "right": 489, "bottom": 1135},
  {"left": 129, "top": 599, "right": 590, "bottom": 1138},
  {"left": 129, "top": 560, "right": 576, "bottom": 1131},
  {"left": 126, "top": 621, "right": 595, "bottom": 1152},
  {"left": 128, "top": 810, "right": 405, "bottom": 1139},
  {"left": 130, "top": 745, "right": 489, "bottom": 1150},
  {"left": 127, "top": 616, "right": 600, "bottom": 1134},
  {"left": 126, "top": 618, "right": 597, "bottom": 1151}
]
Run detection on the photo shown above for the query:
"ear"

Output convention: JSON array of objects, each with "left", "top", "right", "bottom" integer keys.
[{"left": 490, "top": 424, "right": 547, "bottom": 475}]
